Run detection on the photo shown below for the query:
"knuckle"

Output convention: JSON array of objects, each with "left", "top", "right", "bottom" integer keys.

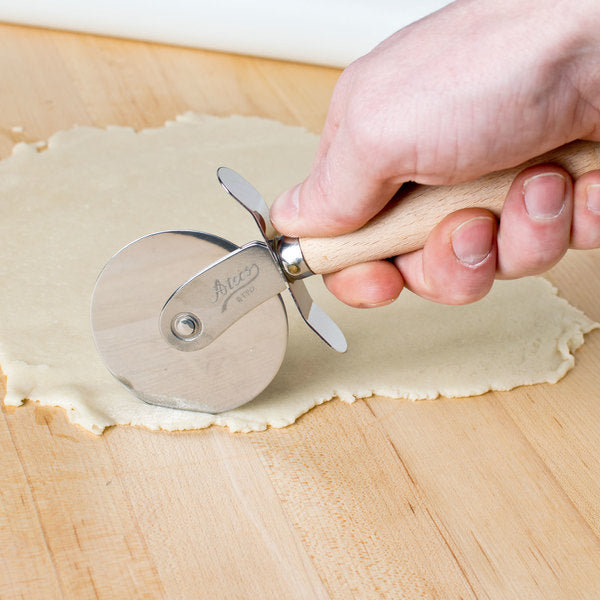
[
  {"left": 503, "top": 243, "right": 566, "bottom": 277},
  {"left": 437, "top": 279, "right": 493, "bottom": 306},
  {"left": 300, "top": 164, "right": 363, "bottom": 233},
  {"left": 423, "top": 264, "right": 495, "bottom": 306}
]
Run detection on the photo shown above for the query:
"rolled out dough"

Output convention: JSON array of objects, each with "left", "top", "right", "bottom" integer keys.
[{"left": 0, "top": 114, "right": 597, "bottom": 434}]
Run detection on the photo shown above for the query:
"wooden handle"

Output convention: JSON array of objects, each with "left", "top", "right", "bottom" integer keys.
[{"left": 299, "top": 140, "right": 600, "bottom": 274}]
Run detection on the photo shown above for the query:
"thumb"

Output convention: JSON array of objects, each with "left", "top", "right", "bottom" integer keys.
[{"left": 270, "top": 132, "right": 402, "bottom": 238}]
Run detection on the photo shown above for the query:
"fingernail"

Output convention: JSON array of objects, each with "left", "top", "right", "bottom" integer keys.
[
  {"left": 523, "top": 173, "right": 566, "bottom": 220},
  {"left": 586, "top": 184, "right": 600, "bottom": 215},
  {"left": 358, "top": 298, "right": 396, "bottom": 309},
  {"left": 271, "top": 185, "right": 300, "bottom": 228},
  {"left": 451, "top": 216, "right": 494, "bottom": 267}
]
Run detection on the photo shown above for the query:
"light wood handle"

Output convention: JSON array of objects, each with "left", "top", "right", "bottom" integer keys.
[{"left": 299, "top": 140, "right": 600, "bottom": 274}]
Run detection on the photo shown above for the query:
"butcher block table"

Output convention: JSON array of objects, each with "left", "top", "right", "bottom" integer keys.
[{"left": 2, "top": 23, "right": 600, "bottom": 600}]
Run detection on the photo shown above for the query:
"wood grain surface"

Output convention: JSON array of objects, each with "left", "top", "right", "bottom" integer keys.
[{"left": 1, "top": 23, "right": 600, "bottom": 600}]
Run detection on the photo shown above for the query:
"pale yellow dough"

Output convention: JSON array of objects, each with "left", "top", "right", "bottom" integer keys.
[{"left": 0, "top": 114, "right": 597, "bottom": 434}]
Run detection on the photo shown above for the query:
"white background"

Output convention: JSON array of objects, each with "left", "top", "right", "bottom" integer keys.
[{"left": 0, "top": 0, "right": 453, "bottom": 67}]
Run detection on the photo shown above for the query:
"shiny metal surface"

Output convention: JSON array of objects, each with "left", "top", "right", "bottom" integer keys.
[
  {"left": 91, "top": 169, "right": 346, "bottom": 414},
  {"left": 273, "top": 235, "right": 312, "bottom": 279},
  {"left": 288, "top": 279, "right": 347, "bottom": 353},
  {"left": 91, "top": 231, "right": 288, "bottom": 413},
  {"left": 217, "top": 167, "right": 276, "bottom": 240},
  {"left": 160, "top": 240, "right": 287, "bottom": 351},
  {"left": 217, "top": 167, "right": 347, "bottom": 353}
]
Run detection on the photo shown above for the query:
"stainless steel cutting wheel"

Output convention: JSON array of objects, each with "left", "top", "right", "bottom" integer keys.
[{"left": 90, "top": 230, "right": 288, "bottom": 413}]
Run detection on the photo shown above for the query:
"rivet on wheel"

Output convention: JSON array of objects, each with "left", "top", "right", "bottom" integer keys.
[{"left": 171, "top": 312, "right": 202, "bottom": 341}]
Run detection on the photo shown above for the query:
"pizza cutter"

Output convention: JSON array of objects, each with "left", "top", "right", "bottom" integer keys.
[{"left": 90, "top": 140, "right": 599, "bottom": 413}]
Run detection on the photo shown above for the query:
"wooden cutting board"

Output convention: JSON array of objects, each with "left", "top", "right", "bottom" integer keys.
[{"left": 2, "top": 23, "right": 600, "bottom": 600}]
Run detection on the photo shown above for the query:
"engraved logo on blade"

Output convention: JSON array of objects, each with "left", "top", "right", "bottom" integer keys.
[{"left": 212, "top": 263, "right": 260, "bottom": 312}]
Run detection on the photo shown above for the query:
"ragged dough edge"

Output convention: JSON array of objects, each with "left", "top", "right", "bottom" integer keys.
[
  {"left": 206, "top": 279, "right": 599, "bottom": 433},
  {"left": 0, "top": 114, "right": 598, "bottom": 435},
  {"left": 1, "top": 270, "right": 597, "bottom": 436},
  {"left": 0, "top": 113, "right": 322, "bottom": 434}
]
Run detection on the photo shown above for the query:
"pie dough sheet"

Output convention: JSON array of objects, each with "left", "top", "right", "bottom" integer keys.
[{"left": 0, "top": 113, "right": 597, "bottom": 434}]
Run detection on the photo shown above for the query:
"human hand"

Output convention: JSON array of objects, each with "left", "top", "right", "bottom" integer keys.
[{"left": 270, "top": 0, "right": 600, "bottom": 307}]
